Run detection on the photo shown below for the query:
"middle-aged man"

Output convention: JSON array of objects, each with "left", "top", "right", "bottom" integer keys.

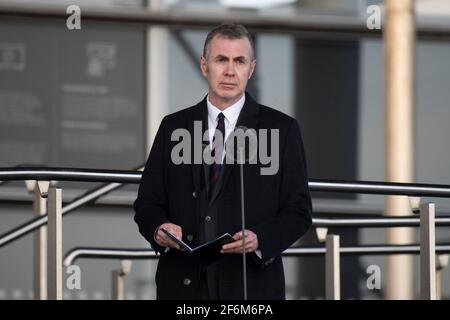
[{"left": 134, "top": 23, "right": 312, "bottom": 300}]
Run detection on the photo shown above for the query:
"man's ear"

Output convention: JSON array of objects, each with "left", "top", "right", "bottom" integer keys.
[
  {"left": 200, "top": 56, "right": 208, "bottom": 77},
  {"left": 249, "top": 59, "right": 256, "bottom": 79}
]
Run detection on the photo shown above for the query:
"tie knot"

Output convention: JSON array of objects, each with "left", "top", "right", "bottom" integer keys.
[{"left": 217, "top": 112, "right": 225, "bottom": 122}]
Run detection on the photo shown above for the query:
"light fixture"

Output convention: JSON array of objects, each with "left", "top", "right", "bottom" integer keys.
[{"left": 219, "top": 0, "right": 296, "bottom": 10}]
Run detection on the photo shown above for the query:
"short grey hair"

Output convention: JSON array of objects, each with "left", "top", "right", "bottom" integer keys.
[{"left": 203, "top": 23, "right": 255, "bottom": 60}]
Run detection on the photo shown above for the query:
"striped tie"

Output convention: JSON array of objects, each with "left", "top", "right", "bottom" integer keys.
[{"left": 210, "top": 112, "right": 225, "bottom": 194}]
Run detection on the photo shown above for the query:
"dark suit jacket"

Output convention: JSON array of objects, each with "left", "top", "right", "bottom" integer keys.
[{"left": 134, "top": 93, "right": 312, "bottom": 300}]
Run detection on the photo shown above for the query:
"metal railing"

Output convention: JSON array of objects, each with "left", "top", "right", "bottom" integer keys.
[
  {"left": 0, "top": 167, "right": 143, "bottom": 248},
  {"left": 2, "top": 167, "right": 450, "bottom": 248},
  {"left": 1, "top": 167, "right": 450, "bottom": 300},
  {"left": 2, "top": 167, "right": 450, "bottom": 195},
  {"left": 0, "top": 167, "right": 140, "bottom": 183},
  {"left": 62, "top": 242, "right": 450, "bottom": 300},
  {"left": 63, "top": 244, "right": 450, "bottom": 266}
]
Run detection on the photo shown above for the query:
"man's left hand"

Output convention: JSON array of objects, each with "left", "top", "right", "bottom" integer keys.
[{"left": 221, "top": 230, "right": 258, "bottom": 254}]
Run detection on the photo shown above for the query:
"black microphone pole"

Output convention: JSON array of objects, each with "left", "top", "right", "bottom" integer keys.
[{"left": 239, "top": 146, "right": 248, "bottom": 300}]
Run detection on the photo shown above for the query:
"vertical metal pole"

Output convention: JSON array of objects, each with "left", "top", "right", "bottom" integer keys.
[
  {"left": 145, "top": 0, "right": 170, "bottom": 298},
  {"left": 325, "top": 234, "right": 340, "bottom": 300},
  {"left": 420, "top": 203, "right": 436, "bottom": 300},
  {"left": 239, "top": 152, "right": 247, "bottom": 301},
  {"left": 147, "top": 0, "right": 169, "bottom": 149},
  {"left": 33, "top": 186, "right": 47, "bottom": 300},
  {"left": 384, "top": 0, "right": 416, "bottom": 300},
  {"left": 111, "top": 270, "right": 124, "bottom": 300},
  {"left": 111, "top": 260, "right": 132, "bottom": 300},
  {"left": 47, "top": 188, "right": 63, "bottom": 300},
  {"left": 436, "top": 267, "right": 442, "bottom": 300},
  {"left": 435, "top": 255, "right": 449, "bottom": 300}
]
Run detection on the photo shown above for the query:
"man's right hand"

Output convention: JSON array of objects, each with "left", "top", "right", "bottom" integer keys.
[{"left": 155, "top": 223, "right": 183, "bottom": 250}]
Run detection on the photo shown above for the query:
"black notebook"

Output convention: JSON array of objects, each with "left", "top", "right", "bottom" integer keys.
[{"left": 161, "top": 228, "right": 234, "bottom": 264}]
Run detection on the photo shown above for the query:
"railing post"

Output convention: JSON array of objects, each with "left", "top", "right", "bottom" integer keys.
[
  {"left": 325, "top": 234, "right": 340, "bottom": 300},
  {"left": 435, "top": 254, "right": 449, "bottom": 300},
  {"left": 111, "top": 260, "right": 132, "bottom": 300},
  {"left": 47, "top": 187, "right": 63, "bottom": 300},
  {"left": 29, "top": 181, "right": 48, "bottom": 300},
  {"left": 420, "top": 202, "right": 436, "bottom": 300}
]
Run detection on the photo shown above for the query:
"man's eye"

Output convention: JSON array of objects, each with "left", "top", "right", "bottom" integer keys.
[{"left": 236, "top": 60, "right": 246, "bottom": 65}]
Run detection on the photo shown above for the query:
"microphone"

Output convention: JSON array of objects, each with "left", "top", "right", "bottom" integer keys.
[{"left": 225, "top": 126, "right": 257, "bottom": 165}]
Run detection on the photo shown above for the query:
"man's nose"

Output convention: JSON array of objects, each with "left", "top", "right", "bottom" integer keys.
[{"left": 224, "top": 62, "right": 235, "bottom": 76}]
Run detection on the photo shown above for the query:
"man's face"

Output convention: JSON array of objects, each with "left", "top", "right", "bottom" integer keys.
[{"left": 200, "top": 36, "right": 256, "bottom": 109}]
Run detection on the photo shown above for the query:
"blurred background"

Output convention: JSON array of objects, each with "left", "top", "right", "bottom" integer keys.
[{"left": 1, "top": 0, "right": 450, "bottom": 300}]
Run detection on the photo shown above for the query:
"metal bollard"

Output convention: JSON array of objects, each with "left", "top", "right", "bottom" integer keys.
[
  {"left": 435, "top": 254, "right": 449, "bottom": 300},
  {"left": 325, "top": 234, "right": 340, "bottom": 300},
  {"left": 111, "top": 260, "right": 132, "bottom": 300},
  {"left": 31, "top": 181, "right": 48, "bottom": 300},
  {"left": 47, "top": 187, "right": 63, "bottom": 300},
  {"left": 420, "top": 203, "right": 436, "bottom": 300}
]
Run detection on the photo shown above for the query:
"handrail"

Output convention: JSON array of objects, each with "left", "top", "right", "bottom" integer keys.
[
  {"left": 64, "top": 248, "right": 158, "bottom": 266},
  {"left": 1, "top": 3, "right": 450, "bottom": 40},
  {"left": 1, "top": 167, "right": 450, "bottom": 197},
  {"left": 310, "top": 180, "right": 450, "bottom": 197},
  {"left": 2, "top": 167, "right": 450, "bottom": 249},
  {"left": 0, "top": 167, "right": 141, "bottom": 184},
  {"left": 0, "top": 181, "right": 126, "bottom": 248},
  {"left": 3, "top": 210, "right": 450, "bottom": 250},
  {"left": 63, "top": 244, "right": 450, "bottom": 267},
  {"left": 313, "top": 216, "right": 450, "bottom": 227}
]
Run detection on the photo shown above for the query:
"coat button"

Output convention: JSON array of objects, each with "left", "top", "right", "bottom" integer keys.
[
  {"left": 187, "top": 234, "right": 194, "bottom": 241},
  {"left": 183, "top": 278, "right": 191, "bottom": 286},
  {"left": 192, "top": 191, "right": 196, "bottom": 198},
  {"left": 205, "top": 216, "right": 211, "bottom": 222}
]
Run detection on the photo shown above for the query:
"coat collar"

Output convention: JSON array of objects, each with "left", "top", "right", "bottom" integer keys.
[{"left": 190, "top": 91, "right": 259, "bottom": 129}]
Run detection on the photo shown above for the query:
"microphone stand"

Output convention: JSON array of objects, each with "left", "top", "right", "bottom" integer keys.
[{"left": 239, "top": 146, "right": 247, "bottom": 300}]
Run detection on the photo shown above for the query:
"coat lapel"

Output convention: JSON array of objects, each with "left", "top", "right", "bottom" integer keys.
[{"left": 188, "top": 96, "right": 209, "bottom": 197}]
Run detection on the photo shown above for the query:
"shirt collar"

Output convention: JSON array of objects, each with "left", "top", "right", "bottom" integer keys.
[{"left": 207, "top": 94, "right": 245, "bottom": 126}]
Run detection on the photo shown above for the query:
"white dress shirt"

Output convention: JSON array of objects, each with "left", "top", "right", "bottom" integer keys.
[{"left": 207, "top": 94, "right": 245, "bottom": 162}]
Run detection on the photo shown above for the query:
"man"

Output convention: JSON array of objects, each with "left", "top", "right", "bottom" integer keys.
[{"left": 134, "top": 23, "right": 312, "bottom": 300}]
